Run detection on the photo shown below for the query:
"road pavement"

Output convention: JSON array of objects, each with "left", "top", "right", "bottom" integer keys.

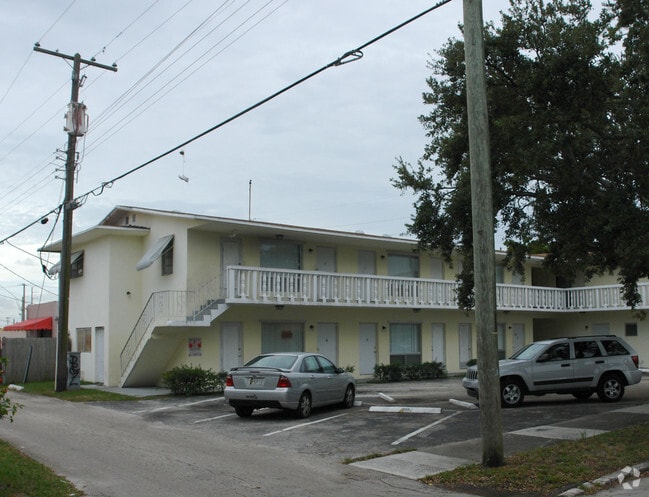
[
  {"left": 1, "top": 391, "right": 475, "bottom": 497},
  {"left": 2, "top": 378, "right": 649, "bottom": 497}
]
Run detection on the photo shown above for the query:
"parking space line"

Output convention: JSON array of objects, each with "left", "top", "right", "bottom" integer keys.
[
  {"left": 391, "top": 411, "right": 462, "bottom": 446},
  {"left": 192, "top": 413, "right": 236, "bottom": 424},
  {"left": 263, "top": 413, "right": 350, "bottom": 437},
  {"left": 133, "top": 397, "right": 223, "bottom": 414}
]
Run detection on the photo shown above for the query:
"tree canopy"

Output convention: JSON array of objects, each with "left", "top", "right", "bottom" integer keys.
[{"left": 393, "top": 0, "right": 649, "bottom": 309}]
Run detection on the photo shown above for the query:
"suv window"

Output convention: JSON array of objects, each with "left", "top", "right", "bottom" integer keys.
[
  {"left": 601, "top": 339, "right": 629, "bottom": 356},
  {"left": 574, "top": 340, "right": 602, "bottom": 359},
  {"left": 542, "top": 343, "right": 570, "bottom": 361}
]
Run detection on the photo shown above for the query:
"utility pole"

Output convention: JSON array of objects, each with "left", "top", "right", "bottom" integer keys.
[
  {"left": 463, "top": 0, "right": 504, "bottom": 466},
  {"left": 34, "top": 45, "right": 117, "bottom": 392}
]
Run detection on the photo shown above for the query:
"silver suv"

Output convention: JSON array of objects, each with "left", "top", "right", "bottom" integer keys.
[{"left": 462, "top": 335, "right": 642, "bottom": 407}]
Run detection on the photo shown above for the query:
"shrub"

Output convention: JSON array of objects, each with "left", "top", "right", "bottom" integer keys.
[
  {"left": 162, "top": 364, "right": 224, "bottom": 396},
  {"left": 0, "top": 358, "right": 22, "bottom": 422},
  {"left": 373, "top": 361, "right": 447, "bottom": 383}
]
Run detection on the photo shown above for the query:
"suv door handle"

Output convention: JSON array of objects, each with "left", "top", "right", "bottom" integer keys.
[
  {"left": 595, "top": 360, "right": 605, "bottom": 364},
  {"left": 561, "top": 363, "right": 571, "bottom": 367}
]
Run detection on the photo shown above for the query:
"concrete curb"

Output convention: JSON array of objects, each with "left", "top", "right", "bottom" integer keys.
[{"left": 558, "top": 461, "right": 649, "bottom": 496}]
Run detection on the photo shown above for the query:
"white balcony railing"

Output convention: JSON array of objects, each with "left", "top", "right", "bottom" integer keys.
[{"left": 225, "top": 266, "right": 649, "bottom": 312}]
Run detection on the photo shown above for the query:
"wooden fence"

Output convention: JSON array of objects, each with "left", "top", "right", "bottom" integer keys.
[{"left": 1, "top": 337, "right": 56, "bottom": 384}]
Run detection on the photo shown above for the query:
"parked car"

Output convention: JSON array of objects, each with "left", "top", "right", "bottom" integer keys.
[
  {"left": 462, "top": 335, "right": 642, "bottom": 407},
  {"left": 224, "top": 352, "right": 356, "bottom": 418}
]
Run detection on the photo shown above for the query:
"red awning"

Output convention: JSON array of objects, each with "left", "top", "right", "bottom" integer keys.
[{"left": 4, "top": 316, "right": 53, "bottom": 331}]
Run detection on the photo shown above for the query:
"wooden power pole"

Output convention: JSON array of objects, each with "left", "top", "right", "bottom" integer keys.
[
  {"left": 34, "top": 46, "right": 116, "bottom": 392},
  {"left": 463, "top": 0, "right": 504, "bottom": 466}
]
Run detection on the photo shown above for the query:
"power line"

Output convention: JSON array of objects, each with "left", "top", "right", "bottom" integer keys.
[{"left": 0, "top": 0, "right": 454, "bottom": 247}]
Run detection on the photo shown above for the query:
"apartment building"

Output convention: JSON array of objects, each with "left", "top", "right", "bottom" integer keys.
[{"left": 42, "top": 205, "right": 649, "bottom": 387}]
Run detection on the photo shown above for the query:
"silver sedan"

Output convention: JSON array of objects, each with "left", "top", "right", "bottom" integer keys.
[{"left": 224, "top": 352, "right": 356, "bottom": 418}]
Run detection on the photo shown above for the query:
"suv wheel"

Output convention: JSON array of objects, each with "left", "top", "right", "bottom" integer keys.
[
  {"left": 501, "top": 378, "right": 524, "bottom": 408},
  {"left": 597, "top": 373, "right": 625, "bottom": 402}
]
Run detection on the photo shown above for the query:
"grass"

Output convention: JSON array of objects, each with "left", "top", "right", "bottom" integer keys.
[
  {"left": 0, "top": 438, "right": 84, "bottom": 497},
  {"left": 20, "top": 381, "right": 148, "bottom": 401},
  {"left": 423, "top": 422, "right": 649, "bottom": 495}
]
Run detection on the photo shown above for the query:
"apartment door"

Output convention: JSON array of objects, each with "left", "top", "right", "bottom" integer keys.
[
  {"left": 431, "top": 323, "right": 445, "bottom": 364},
  {"left": 317, "top": 323, "right": 337, "bottom": 363},
  {"left": 459, "top": 323, "right": 472, "bottom": 368},
  {"left": 220, "top": 323, "right": 242, "bottom": 372},
  {"left": 220, "top": 239, "right": 241, "bottom": 298},
  {"left": 512, "top": 323, "right": 525, "bottom": 354},
  {"left": 316, "top": 247, "right": 336, "bottom": 272},
  {"left": 359, "top": 323, "right": 377, "bottom": 375},
  {"left": 94, "top": 327, "right": 105, "bottom": 384}
]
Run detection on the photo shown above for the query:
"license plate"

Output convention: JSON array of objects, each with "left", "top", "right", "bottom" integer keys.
[{"left": 248, "top": 376, "right": 263, "bottom": 386}]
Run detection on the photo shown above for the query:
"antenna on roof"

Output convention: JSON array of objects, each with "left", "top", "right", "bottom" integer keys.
[{"left": 248, "top": 179, "right": 252, "bottom": 221}]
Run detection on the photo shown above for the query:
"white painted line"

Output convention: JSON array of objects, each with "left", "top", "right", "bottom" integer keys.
[
  {"left": 449, "top": 399, "right": 479, "bottom": 410},
  {"left": 369, "top": 406, "right": 442, "bottom": 414},
  {"left": 378, "top": 393, "right": 396, "bottom": 403},
  {"left": 263, "top": 413, "right": 349, "bottom": 437},
  {"left": 192, "top": 413, "right": 236, "bottom": 424},
  {"left": 392, "top": 411, "right": 462, "bottom": 446},
  {"left": 133, "top": 397, "right": 223, "bottom": 414}
]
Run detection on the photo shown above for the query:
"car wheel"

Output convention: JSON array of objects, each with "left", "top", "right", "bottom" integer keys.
[
  {"left": 501, "top": 378, "right": 524, "bottom": 408},
  {"left": 597, "top": 374, "right": 625, "bottom": 402},
  {"left": 572, "top": 391, "right": 593, "bottom": 401},
  {"left": 341, "top": 384, "right": 355, "bottom": 409},
  {"left": 296, "top": 392, "right": 312, "bottom": 419},
  {"left": 235, "top": 406, "right": 254, "bottom": 417}
]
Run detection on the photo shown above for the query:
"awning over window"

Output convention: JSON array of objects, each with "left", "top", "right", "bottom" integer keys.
[
  {"left": 136, "top": 235, "right": 174, "bottom": 271},
  {"left": 4, "top": 316, "right": 53, "bottom": 331},
  {"left": 48, "top": 250, "right": 84, "bottom": 276}
]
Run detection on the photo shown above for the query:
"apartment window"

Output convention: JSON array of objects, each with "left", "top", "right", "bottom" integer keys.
[
  {"left": 390, "top": 323, "right": 421, "bottom": 365},
  {"left": 161, "top": 238, "right": 173, "bottom": 275},
  {"left": 136, "top": 235, "right": 174, "bottom": 272},
  {"left": 625, "top": 323, "right": 638, "bottom": 337},
  {"left": 261, "top": 322, "right": 304, "bottom": 352},
  {"left": 495, "top": 265, "right": 504, "bottom": 284},
  {"left": 77, "top": 327, "right": 92, "bottom": 353},
  {"left": 260, "top": 241, "right": 301, "bottom": 269},
  {"left": 387, "top": 253, "right": 419, "bottom": 277}
]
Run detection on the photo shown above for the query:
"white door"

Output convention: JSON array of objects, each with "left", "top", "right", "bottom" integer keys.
[
  {"left": 512, "top": 323, "right": 525, "bottom": 354},
  {"left": 358, "top": 250, "right": 376, "bottom": 275},
  {"left": 221, "top": 323, "right": 242, "bottom": 372},
  {"left": 459, "top": 323, "right": 472, "bottom": 368},
  {"left": 94, "top": 327, "right": 105, "bottom": 384},
  {"left": 221, "top": 239, "right": 242, "bottom": 297},
  {"left": 359, "top": 323, "right": 377, "bottom": 375},
  {"left": 316, "top": 247, "right": 336, "bottom": 272},
  {"left": 592, "top": 323, "right": 610, "bottom": 336},
  {"left": 431, "top": 323, "right": 445, "bottom": 364},
  {"left": 317, "top": 323, "right": 337, "bottom": 363}
]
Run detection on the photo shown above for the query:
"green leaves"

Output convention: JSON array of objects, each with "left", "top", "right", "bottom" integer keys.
[{"left": 396, "top": 0, "right": 649, "bottom": 308}]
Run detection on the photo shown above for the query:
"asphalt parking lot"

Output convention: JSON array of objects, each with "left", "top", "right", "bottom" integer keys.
[{"left": 94, "top": 375, "right": 649, "bottom": 470}]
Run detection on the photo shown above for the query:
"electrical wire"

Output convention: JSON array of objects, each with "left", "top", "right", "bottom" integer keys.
[
  {"left": 87, "top": 0, "right": 284, "bottom": 154},
  {"left": 0, "top": 0, "right": 454, "bottom": 247}
]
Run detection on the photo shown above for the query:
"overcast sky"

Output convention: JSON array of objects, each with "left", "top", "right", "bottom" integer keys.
[{"left": 0, "top": 0, "right": 510, "bottom": 323}]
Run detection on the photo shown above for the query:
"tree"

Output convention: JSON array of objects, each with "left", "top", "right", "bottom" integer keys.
[
  {"left": 0, "top": 358, "right": 22, "bottom": 422},
  {"left": 393, "top": 0, "right": 649, "bottom": 309}
]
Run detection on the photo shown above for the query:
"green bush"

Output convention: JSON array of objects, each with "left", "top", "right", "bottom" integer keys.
[
  {"left": 0, "top": 358, "right": 22, "bottom": 422},
  {"left": 161, "top": 364, "right": 224, "bottom": 396},
  {"left": 373, "top": 361, "right": 447, "bottom": 383}
]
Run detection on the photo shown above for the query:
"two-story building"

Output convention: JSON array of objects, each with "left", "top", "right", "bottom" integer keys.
[{"left": 41, "top": 205, "right": 649, "bottom": 387}]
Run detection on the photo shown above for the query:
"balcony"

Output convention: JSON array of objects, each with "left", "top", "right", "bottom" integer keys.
[{"left": 225, "top": 266, "right": 649, "bottom": 312}]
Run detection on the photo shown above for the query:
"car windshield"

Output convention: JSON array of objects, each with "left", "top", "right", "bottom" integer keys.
[
  {"left": 510, "top": 342, "right": 547, "bottom": 360},
  {"left": 243, "top": 354, "right": 298, "bottom": 370}
]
